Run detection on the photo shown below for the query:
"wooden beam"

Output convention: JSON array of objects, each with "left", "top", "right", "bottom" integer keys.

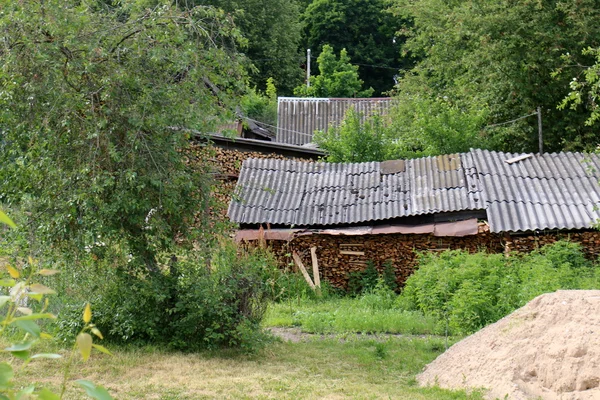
[
  {"left": 292, "top": 252, "right": 315, "bottom": 289},
  {"left": 310, "top": 247, "right": 322, "bottom": 297},
  {"left": 340, "top": 250, "right": 365, "bottom": 256}
]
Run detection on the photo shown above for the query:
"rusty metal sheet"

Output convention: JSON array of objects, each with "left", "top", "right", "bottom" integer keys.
[
  {"left": 234, "top": 229, "right": 302, "bottom": 242},
  {"left": 433, "top": 218, "right": 478, "bottom": 237},
  {"left": 380, "top": 159, "right": 406, "bottom": 175},
  {"left": 436, "top": 154, "right": 460, "bottom": 171},
  {"left": 318, "top": 227, "right": 373, "bottom": 236},
  {"left": 371, "top": 223, "right": 434, "bottom": 235}
]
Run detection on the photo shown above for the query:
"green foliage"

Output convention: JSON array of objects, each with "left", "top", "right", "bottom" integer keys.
[
  {"left": 346, "top": 261, "right": 397, "bottom": 295},
  {"left": 559, "top": 47, "right": 600, "bottom": 127},
  {"left": 0, "top": 214, "right": 113, "bottom": 399},
  {"left": 294, "top": 45, "right": 374, "bottom": 98},
  {"left": 240, "top": 78, "right": 278, "bottom": 127},
  {"left": 301, "top": 0, "right": 407, "bottom": 95},
  {"left": 400, "top": 241, "right": 599, "bottom": 335},
  {"left": 190, "top": 0, "right": 304, "bottom": 94},
  {"left": 388, "top": 95, "right": 490, "bottom": 158},
  {"left": 390, "top": 0, "right": 600, "bottom": 152},
  {"left": 265, "top": 290, "right": 440, "bottom": 335},
  {"left": 315, "top": 109, "right": 392, "bottom": 162},
  {"left": 0, "top": 0, "right": 246, "bottom": 273},
  {"left": 57, "top": 242, "right": 279, "bottom": 352}
]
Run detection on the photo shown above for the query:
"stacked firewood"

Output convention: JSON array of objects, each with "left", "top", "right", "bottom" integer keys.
[
  {"left": 266, "top": 229, "right": 506, "bottom": 289},
  {"left": 510, "top": 231, "right": 600, "bottom": 258}
]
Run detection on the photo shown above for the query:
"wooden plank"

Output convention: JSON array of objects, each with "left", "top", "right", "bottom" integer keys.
[
  {"left": 340, "top": 250, "right": 365, "bottom": 256},
  {"left": 339, "top": 243, "right": 364, "bottom": 247},
  {"left": 292, "top": 252, "right": 315, "bottom": 289},
  {"left": 505, "top": 154, "right": 532, "bottom": 164},
  {"left": 310, "top": 247, "right": 321, "bottom": 297}
]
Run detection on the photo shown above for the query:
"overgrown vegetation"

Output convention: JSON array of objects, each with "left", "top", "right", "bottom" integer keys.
[
  {"left": 266, "top": 241, "right": 600, "bottom": 337},
  {"left": 401, "top": 241, "right": 600, "bottom": 335}
]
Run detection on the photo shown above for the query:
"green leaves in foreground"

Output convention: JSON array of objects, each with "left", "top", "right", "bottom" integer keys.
[{"left": 76, "top": 380, "right": 113, "bottom": 400}]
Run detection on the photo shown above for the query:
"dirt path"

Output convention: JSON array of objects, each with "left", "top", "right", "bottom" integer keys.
[{"left": 268, "top": 327, "right": 438, "bottom": 343}]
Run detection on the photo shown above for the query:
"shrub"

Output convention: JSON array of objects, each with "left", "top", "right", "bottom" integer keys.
[
  {"left": 400, "top": 241, "right": 600, "bottom": 335},
  {"left": 57, "top": 241, "right": 280, "bottom": 352}
]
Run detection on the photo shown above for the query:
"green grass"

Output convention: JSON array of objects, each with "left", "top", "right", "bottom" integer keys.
[
  {"left": 12, "top": 336, "right": 483, "bottom": 399},
  {"left": 265, "top": 295, "right": 442, "bottom": 335}
]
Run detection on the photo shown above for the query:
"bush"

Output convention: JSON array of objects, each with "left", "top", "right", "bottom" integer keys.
[
  {"left": 400, "top": 241, "right": 600, "bottom": 335},
  {"left": 57, "top": 242, "right": 280, "bottom": 352}
]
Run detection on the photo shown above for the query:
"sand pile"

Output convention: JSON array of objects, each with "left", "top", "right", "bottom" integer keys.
[{"left": 418, "top": 290, "right": 600, "bottom": 400}]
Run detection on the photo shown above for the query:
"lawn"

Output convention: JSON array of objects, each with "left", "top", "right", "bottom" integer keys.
[
  {"left": 5, "top": 292, "right": 484, "bottom": 400},
  {"left": 15, "top": 335, "right": 481, "bottom": 400}
]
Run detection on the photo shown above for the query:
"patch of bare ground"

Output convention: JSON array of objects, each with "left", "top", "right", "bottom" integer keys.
[
  {"left": 268, "top": 327, "right": 433, "bottom": 342},
  {"left": 418, "top": 290, "right": 600, "bottom": 400}
]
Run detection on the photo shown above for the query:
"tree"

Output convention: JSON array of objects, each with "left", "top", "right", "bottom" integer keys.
[
  {"left": 390, "top": 0, "right": 600, "bottom": 153},
  {"left": 315, "top": 96, "right": 489, "bottom": 163},
  {"left": 301, "top": 0, "right": 406, "bottom": 96},
  {"left": 314, "top": 109, "right": 391, "bottom": 162},
  {"left": 560, "top": 47, "right": 600, "bottom": 127},
  {"left": 294, "top": 45, "right": 374, "bottom": 98},
  {"left": 188, "top": 0, "right": 304, "bottom": 95},
  {"left": 0, "top": 0, "right": 246, "bottom": 272},
  {"left": 388, "top": 95, "right": 490, "bottom": 158}
]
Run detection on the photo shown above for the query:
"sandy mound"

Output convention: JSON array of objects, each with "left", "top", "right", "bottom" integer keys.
[{"left": 418, "top": 290, "right": 600, "bottom": 400}]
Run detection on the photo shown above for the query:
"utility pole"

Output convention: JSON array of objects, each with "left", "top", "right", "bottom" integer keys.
[
  {"left": 306, "top": 49, "right": 311, "bottom": 88},
  {"left": 537, "top": 106, "right": 543, "bottom": 154}
]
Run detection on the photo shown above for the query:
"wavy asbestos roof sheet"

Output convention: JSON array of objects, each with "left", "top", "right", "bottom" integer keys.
[
  {"left": 228, "top": 153, "right": 483, "bottom": 226},
  {"left": 468, "top": 149, "right": 600, "bottom": 233}
]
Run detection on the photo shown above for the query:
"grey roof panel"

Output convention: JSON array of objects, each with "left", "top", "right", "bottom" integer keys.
[
  {"left": 469, "top": 148, "right": 600, "bottom": 233},
  {"left": 229, "top": 154, "right": 481, "bottom": 226}
]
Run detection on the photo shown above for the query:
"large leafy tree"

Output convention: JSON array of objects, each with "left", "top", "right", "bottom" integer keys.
[
  {"left": 0, "top": 0, "right": 246, "bottom": 272},
  {"left": 302, "top": 0, "right": 405, "bottom": 96},
  {"left": 294, "top": 45, "right": 374, "bottom": 98},
  {"left": 189, "top": 0, "right": 304, "bottom": 95},
  {"left": 390, "top": 0, "right": 600, "bottom": 152}
]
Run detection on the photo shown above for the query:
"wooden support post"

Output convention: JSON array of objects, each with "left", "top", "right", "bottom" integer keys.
[
  {"left": 292, "top": 251, "right": 315, "bottom": 289},
  {"left": 310, "top": 246, "right": 322, "bottom": 297}
]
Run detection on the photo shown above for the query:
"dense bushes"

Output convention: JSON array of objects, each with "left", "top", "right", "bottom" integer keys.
[
  {"left": 57, "top": 242, "right": 280, "bottom": 352},
  {"left": 400, "top": 241, "right": 600, "bottom": 335}
]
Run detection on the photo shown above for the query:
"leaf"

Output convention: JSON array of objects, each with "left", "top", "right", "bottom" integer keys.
[
  {"left": 29, "top": 284, "right": 56, "bottom": 295},
  {"left": 16, "top": 307, "right": 32, "bottom": 316},
  {"left": 75, "top": 380, "right": 114, "bottom": 400},
  {"left": 15, "top": 320, "right": 41, "bottom": 338},
  {"left": 83, "top": 303, "right": 92, "bottom": 324},
  {"left": 12, "top": 313, "right": 56, "bottom": 322},
  {"left": 0, "top": 211, "right": 16, "bottom": 228},
  {"left": 35, "top": 388, "right": 60, "bottom": 400},
  {"left": 7, "top": 266, "right": 20, "bottom": 279},
  {"left": 9, "top": 350, "right": 29, "bottom": 361},
  {"left": 0, "top": 279, "right": 15, "bottom": 287},
  {"left": 0, "top": 296, "right": 11, "bottom": 308},
  {"left": 5, "top": 341, "right": 33, "bottom": 351},
  {"left": 76, "top": 333, "right": 93, "bottom": 361},
  {"left": 91, "top": 327, "right": 103, "bottom": 340},
  {"left": 30, "top": 353, "right": 62, "bottom": 360},
  {"left": 0, "top": 363, "right": 14, "bottom": 386},
  {"left": 16, "top": 385, "right": 34, "bottom": 397},
  {"left": 92, "top": 344, "right": 112, "bottom": 356},
  {"left": 29, "top": 293, "right": 44, "bottom": 302},
  {"left": 40, "top": 332, "right": 53, "bottom": 339},
  {"left": 38, "top": 269, "right": 60, "bottom": 276}
]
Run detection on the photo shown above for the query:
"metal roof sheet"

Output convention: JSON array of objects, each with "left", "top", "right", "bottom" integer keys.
[
  {"left": 469, "top": 149, "right": 600, "bottom": 232},
  {"left": 228, "top": 154, "right": 482, "bottom": 226},
  {"left": 276, "top": 97, "right": 396, "bottom": 145}
]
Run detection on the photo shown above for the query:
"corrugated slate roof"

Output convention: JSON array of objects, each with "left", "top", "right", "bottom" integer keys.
[
  {"left": 228, "top": 153, "right": 483, "bottom": 226},
  {"left": 276, "top": 97, "right": 395, "bottom": 146},
  {"left": 468, "top": 149, "right": 600, "bottom": 233}
]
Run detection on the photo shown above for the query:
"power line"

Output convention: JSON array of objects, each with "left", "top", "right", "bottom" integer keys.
[{"left": 484, "top": 112, "right": 538, "bottom": 129}]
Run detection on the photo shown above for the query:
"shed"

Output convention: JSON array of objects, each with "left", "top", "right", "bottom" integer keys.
[{"left": 228, "top": 149, "right": 600, "bottom": 288}]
